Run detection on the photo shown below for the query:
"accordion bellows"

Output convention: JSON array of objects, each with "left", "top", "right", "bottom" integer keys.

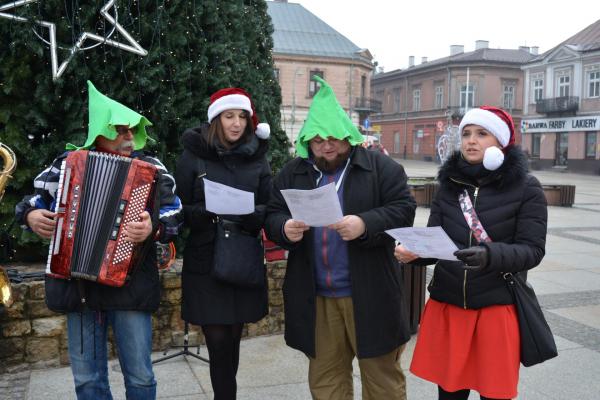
[{"left": 46, "top": 150, "right": 157, "bottom": 287}]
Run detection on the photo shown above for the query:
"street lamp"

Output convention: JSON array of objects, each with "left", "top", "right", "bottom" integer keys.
[{"left": 290, "top": 67, "right": 304, "bottom": 146}]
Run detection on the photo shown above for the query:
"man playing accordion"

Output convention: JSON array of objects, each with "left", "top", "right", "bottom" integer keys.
[{"left": 15, "top": 81, "right": 182, "bottom": 400}]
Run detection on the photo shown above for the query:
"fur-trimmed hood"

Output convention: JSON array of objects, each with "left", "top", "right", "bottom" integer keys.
[
  {"left": 181, "top": 123, "right": 268, "bottom": 162},
  {"left": 437, "top": 146, "right": 529, "bottom": 192}
]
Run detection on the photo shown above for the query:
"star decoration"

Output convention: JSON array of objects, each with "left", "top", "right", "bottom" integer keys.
[{"left": 0, "top": 0, "right": 148, "bottom": 80}]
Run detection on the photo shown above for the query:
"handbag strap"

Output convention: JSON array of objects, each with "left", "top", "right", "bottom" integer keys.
[
  {"left": 196, "top": 156, "right": 207, "bottom": 179},
  {"left": 458, "top": 189, "right": 492, "bottom": 244}
]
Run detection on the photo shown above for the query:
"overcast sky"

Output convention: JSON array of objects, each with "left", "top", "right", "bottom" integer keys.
[{"left": 293, "top": 0, "right": 599, "bottom": 72}]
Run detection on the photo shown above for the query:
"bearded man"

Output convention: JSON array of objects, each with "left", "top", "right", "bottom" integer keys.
[{"left": 265, "top": 77, "right": 416, "bottom": 400}]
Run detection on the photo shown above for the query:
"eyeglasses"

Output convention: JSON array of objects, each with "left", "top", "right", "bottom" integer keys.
[
  {"left": 310, "top": 137, "right": 344, "bottom": 148},
  {"left": 115, "top": 126, "right": 135, "bottom": 136}
]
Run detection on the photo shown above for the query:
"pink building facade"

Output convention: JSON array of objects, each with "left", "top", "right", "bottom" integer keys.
[{"left": 371, "top": 42, "right": 535, "bottom": 161}]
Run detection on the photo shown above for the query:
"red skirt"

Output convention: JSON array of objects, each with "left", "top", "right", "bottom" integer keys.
[{"left": 410, "top": 299, "right": 520, "bottom": 399}]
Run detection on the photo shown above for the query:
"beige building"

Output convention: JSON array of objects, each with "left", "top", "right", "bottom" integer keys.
[
  {"left": 371, "top": 42, "right": 536, "bottom": 161},
  {"left": 521, "top": 19, "right": 600, "bottom": 174},
  {"left": 267, "top": 1, "right": 378, "bottom": 146}
]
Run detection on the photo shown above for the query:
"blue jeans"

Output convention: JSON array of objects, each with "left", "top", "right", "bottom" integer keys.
[{"left": 67, "top": 310, "right": 156, "bottom": 400}]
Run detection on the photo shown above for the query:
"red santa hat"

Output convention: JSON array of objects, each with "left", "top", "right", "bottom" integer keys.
[
  {"left": 458, "top": 106, "right": 515, "bottom": 170},
  {"left": 207, "top": 88, "right": 270, "bottom": 139}
]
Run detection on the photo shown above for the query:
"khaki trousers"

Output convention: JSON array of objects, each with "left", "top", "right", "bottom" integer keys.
[{"left": 308, "top": 296, "right": 407, "bottom": 400}]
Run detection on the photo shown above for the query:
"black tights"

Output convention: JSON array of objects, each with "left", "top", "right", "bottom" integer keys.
[
  {"left": 202, "top": 323, "right": 244, "bottom": 400},
  {"left": 438, "top": 386, "right": 510, "bottom": 400}
]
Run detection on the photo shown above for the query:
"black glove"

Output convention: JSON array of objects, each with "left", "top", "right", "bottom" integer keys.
[{"left": 454, "top": 246, "right": 489, "bottom": 271}]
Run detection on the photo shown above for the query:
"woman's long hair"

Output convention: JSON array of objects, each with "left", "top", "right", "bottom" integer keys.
[{"left": 207, "top": 111, "right": 253, "bottom": 150}]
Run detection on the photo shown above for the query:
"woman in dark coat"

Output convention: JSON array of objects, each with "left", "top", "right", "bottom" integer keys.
[
  {"left": 395, "top": 106, "right": 547, "bottom": 400},
  {"left": 175, "top": 88, "right": 272, "bottom": 400}
]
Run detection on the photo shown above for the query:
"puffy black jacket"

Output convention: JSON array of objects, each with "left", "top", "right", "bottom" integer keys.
[
  {"left": 427, "top": 147, "right": 547, "bottom": 309},
  {"left": 175, "top": 124, "right": 271, "bottom": 325}
]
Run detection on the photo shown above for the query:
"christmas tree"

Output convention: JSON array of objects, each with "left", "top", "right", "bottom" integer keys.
[{"left": 0, "top": 0, "right": 289, "bottom": 261}]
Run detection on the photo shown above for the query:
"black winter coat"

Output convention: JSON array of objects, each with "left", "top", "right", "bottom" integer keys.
[
  {"left": 427, "top": 147, "right": 547, "bottom": 309},
  {"left": 175, "top": 125, "right": 271, "bottom": 325},
  {"left": 264, "top": 147, "right": 416, "bottom": 358}
]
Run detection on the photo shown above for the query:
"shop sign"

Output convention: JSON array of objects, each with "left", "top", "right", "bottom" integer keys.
[{"left": 521, "top": 116, "right": 600, "bottom": 133}]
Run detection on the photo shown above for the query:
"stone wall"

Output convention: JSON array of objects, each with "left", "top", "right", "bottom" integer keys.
[{"left": 0, "top": 260, "right": 286, "bottom": 373}]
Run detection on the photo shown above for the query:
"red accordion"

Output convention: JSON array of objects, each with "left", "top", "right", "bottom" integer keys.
[{"left": 46, "top": 150, "right": 157, "bottom": 287}]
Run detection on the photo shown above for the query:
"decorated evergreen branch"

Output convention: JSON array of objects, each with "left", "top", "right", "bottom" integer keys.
[{"left": 0, "top": 0, "right": 289, "bottom": 261}]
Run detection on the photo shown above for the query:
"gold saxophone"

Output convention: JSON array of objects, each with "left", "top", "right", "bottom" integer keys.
[
  {"left": 0, "top": 142, "right": 16, "bottom": 308},
  {"left": 0, "top": 142, "right": 16, "bottom": 202}
]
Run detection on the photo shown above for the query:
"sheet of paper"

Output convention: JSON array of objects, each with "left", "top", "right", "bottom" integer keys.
[
  {"left": 203, "top": 178, "right": 255, "bottom": 215},
  {"left": 280, "top": 182, "right": 343, "bottom": 227},
  {"left": 385, "top": 226, "right": 459, "bottom": 261}
]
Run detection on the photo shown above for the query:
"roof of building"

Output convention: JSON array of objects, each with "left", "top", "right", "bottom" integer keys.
[
  {"left": 374, "top": 48, "right": 535, "bottom": 81},
  {"left": 530, "top": 18, "right": 600, "bottom": 62},
  {"left": 266, "top": 1, "right": 370, "bottom": 61}
]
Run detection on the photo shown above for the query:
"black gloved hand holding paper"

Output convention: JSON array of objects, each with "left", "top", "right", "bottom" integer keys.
[{"left": 454, "top": 246, "right": 489, "bottom": 271}]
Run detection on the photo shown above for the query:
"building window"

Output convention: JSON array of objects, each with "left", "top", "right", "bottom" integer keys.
[
  {"left": 503, "top": 84, "right": 515, "bottom": 110},
  {"left": 360, "top": 75, "right": 367, "bottom": 99},
  {"left": 531, "top": 133, "right": 541, "bottom": 158},
  {"left": 413, "top": 89, "right": 421, "bottom": 111},
  {"left": 393, "top": 88, "right": 401, "bottom": 113},
  {"left": 413, "top": 129, "right": 423, "bottom": 154},
  {"left": 557, "top": 73, "right": 570, "bottom": 97},
  {"left": 460, "top": 84, "right": 474, "bottom": 109},
  {"left": 435, "top": 85, "right": 443, "bottom": 109},
  {"left": 273, "top": 68, "right": 279, "bottom": 82},
  {"left": 588, "top": 70, "right": 600, "bottom": 98},
  {"left": 533, "top": 77, "right": 544, "bottom": 103},
  {"left": 586, "top": 132, "right": 597, "bottom": 158},
  {"left": 394, "top": 131, "right": 400, "bottom": 153},
  {"left": 309, "top": 71, "right": 324, "bottom": 97}
]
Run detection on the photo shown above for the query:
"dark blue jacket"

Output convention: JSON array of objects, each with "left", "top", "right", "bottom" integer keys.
[{"left": 309, "top": 160, "right": 351, "bottom": 297}]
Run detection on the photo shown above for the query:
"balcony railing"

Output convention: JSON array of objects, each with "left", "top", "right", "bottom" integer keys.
[
  {"left": 354, "top": 97, "right": 382, "bottom": 113},
  {"left": 536, "top": 96, "right": 579, "bottom": 115}
]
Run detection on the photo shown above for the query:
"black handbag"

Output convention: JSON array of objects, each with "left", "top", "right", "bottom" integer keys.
[
  {"left": 212, "top": 218, "right": 266, "bottom": 288},
  {"left": 504, "top": 272, "right": 558, "bottom": 367}
]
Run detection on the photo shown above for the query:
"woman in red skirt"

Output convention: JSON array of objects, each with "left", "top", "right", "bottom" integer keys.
[{"left": 395, "top": 106, "right": 548, "bottom": 399}]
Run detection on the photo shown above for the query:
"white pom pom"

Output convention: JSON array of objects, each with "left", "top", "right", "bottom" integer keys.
[
  {"left": 255, "top": 123, "right": 270, "bottom": 139},
  {"left": 483, "top": 146, "right": 504, "bottom": 171}
]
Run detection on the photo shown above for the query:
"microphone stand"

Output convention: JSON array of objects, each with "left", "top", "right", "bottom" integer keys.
[{"left": 152, "top": 320, "right": 209, "bottom": 364}]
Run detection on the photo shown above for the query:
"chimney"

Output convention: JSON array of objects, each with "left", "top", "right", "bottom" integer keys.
[
  {"left": 450, "top": 45, "right": 464, "bottom": 56},
  {"left": 421, "top": 56, "right": 428, "bottom": 64},
  {"left": 530, "top": 46, "right": 539, "bottom": 55},
  {"left": 409, "top": 56, "right": 415, "bottom": 67},
  {"left": 475, "top": 40, "right": 489, "bottom": 50},
  {"left": 519, "top": 46, "right": 531, "bottom": 52}
]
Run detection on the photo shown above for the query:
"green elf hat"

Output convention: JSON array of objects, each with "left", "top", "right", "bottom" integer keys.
[
  {"left": 295, "top": 75, "right": 364, "bottom": 158},
  {"left": 66, "top": 81, "right": 154, "bottom": 151}
]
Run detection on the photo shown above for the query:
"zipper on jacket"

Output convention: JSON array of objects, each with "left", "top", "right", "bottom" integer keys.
[
  {"left": 458, "top": 184, "right": 480, "bottom": 309},
  {"left": 462, "top": 270, "right": 468, "bottom": 309}
]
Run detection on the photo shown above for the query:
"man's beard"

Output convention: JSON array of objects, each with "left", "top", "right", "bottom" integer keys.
[
  {"left": 313, "top": 147, "right": 351, "bottom": 172},
  {"left": 117, "top": 140, "right": 134, "bottom": 154}
]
